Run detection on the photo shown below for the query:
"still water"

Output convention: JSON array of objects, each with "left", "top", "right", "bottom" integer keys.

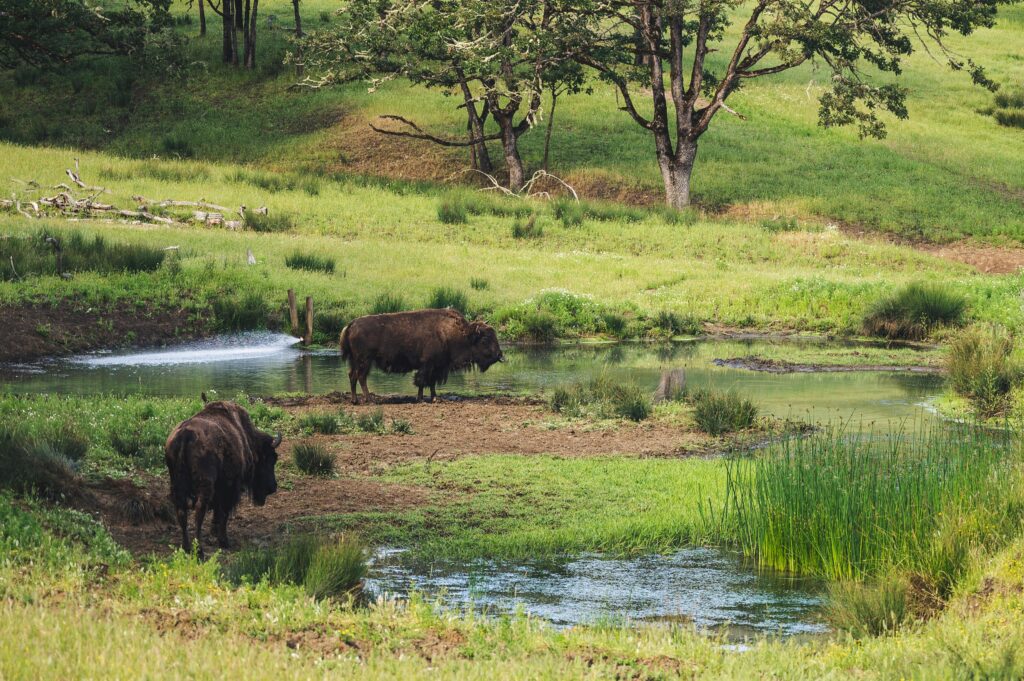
[{"left": 1, "top": 332, "right": 942, "bottom": 427}]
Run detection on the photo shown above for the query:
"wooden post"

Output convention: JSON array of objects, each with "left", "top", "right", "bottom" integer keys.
[
  {"left": 304, "top": 296, "right": 313, "bottom": 346},
  {"left": 287, "top": 289, "right": 299, "bottom": 337}
]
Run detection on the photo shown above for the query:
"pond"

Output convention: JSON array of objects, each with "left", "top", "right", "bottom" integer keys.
[
  {"left": 366, "top": 547, "right": 826, "bottom": 636},
  {"left": 1, "top": 332, "right": 942, "bottom": 427}
]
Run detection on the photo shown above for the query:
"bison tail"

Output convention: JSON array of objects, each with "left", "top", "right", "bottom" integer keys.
[
  {"left": 339, "top": 324, "right": 351, "bottom": 362},
  {"left": 166, "top": 429, "right": 197, "bottom": 509}
]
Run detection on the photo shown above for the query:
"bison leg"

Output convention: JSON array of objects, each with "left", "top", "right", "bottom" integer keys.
[
  {"left": 213, "top": 502, "right": 230, "bottom": 549},
  {"left": 416, "top": 385, "right": 424, "bottom": 401},
  {"left": 176, "top": 505, "right": 191, "bottom": 554},
  {"left": 358, "top": 372, "right": 370, "bottom": 402},
  {"left": 429, "top": 384, "right": 437, "bottom": 402},
  {"left": 348, "top": 365, "right": 359, "bottom": 403},
  {"left": 193, "top": 489, "right": 213, "bottom": 560}
]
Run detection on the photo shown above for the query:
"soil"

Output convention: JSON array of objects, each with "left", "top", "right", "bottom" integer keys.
[
  {"left": 83, "top": 396, "right": 733, "bottom": 557},
  {"left": 713, "top": 356, "right": 941, "bottom": 374},
  {"left": 0, "top": 299, "right": 209, "bottom": 363}
]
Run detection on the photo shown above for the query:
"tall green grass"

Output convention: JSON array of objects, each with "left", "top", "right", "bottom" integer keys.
[
  {"left": 226, "top": 534, "right": 367, "bottom": 600},
  {"left": 688, "top": 389, "right": 758, "bottom": 435},
  {"left": 549, "top": 376, "right": 652, "bottom": 421},
  {"left": 705, "top": 426, "right": 1023, "bottom": 586},
  {"left": 862, "top": 282, "right": 967, "bottom": 340},
  {"left": 285, "top": 251, "right": 335, "bottom": 273},
  {"left": 425, "top": 286, "right": 469, "bottom": 315},
  {"left": 0, "top": 230, "right": 165, "bottom": 280},
  {"left": 946, "top": 325, "right": 1021, "bottom": 416}
]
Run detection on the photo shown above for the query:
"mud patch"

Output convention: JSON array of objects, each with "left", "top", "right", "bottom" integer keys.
[
  {"left": 713, "top": 356, "right": 941, "bottom": 374},
  {"left": 0, "top": 300, "right": 209, "bottom": 364}
]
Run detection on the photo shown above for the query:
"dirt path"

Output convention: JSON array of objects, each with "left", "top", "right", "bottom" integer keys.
[{"left": 88, "top": 396, "right": 726, "bottom": 557}]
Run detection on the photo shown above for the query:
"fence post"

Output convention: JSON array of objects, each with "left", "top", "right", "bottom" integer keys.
[
  {"left": 287, "top": 289, "right": 299, "bottom": 337},
  {"left": 304, "top": 296, "right": 313, "bottom": 346}
]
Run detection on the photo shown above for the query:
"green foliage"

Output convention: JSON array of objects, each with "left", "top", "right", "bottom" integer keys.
[
  {"left": 229, "top": 169, "right": 319, "bottom": 195},
  {"left": 549, "top": 377, "right": 652, "bottom": 422},
  {"left": 552, "top": 199, "right": 584, "bottom": 228},
  {"left": 285, "top": 251, "right": 335, "bottom": 274},
  {"left": 313, "top": 310, "right": 348, "bottom": 342},
  {"left": 426, "top": 286, "right": 469, "bottom": 315},
  {"left": 244, "top": 211, "right": 295, "bottom": 233},
  {"left": 292, "top": 442, "right": 335, "bottom": 477},
  {"left": 469, "top": 277, "right": 489, "bottom": 290},
  {"left": 355, "top": 409, "right": 386, "bottom": 434},
  {"left": 989, "top": 88, "right": 1024, "bottom": 128},
  {"left": 652, "top": 310, "right": 702, "bottom": 337},
  {"left": 437, "top": 195, "right": 468, "bottom": 224},
  {"left": 211, "top": 293, "right": 269, "bottom": 331},
  {"left": 826, "top": 576, "right": 910, "bottom": 637},
  {"left": 226, "top": 534, "right": 367, "bottom": 600},
  {"left": 994, "top": 109, "right": 1024, "bottom": 129},
  {"left": 0, "top": 424, "right": 80, "bottom": 499},
  {"left": 688, "top": 389, "right": 758, "bottom": 435},
  {"left": 389, "top": 418, "right": 413, "bottom": 435},
  {"left": 299, "top": 412, "right": 339, "bottom": 435},
  {"left": 946, "top": 325, "right": 1021, "bottom": 416},
  {"left": 760, "top": 217, "right": 799, "bottom": 233},
  {"left": 371, "top": 292, "right": 405, "bottom": 314},
  {"left": 0, "top": 230, "right": 165, "bottom": 281},
  {"left": 862, "top": 282, "right": 967, "bottom": 340},
  {"left": 706, "top": 426, "right": 1024, "bottom": 583}
]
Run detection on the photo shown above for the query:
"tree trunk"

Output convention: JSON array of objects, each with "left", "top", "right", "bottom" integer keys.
[
  {"left": 658, "top": 140, "right": 697, "bottom": 209},
  {"left": 242, "top": 0, "right": 257, "bottom": 68},
  {"left": 466, "top": 106, "right": 493, "bottom": 173},
  {"left": 292, "top": 0, "right": 302, "bottom": 37},
  {"left": 198, "top": 0, "right": 206, "bottom": 36},
  {"left": 499, "top": 120, "right": 525, "bottom": 191},
  {"left": 222, "top": 0, "right": 235, "bottom": 63},
  {"left": 235, "top": 0, "right": 243, "bottom": 29}
]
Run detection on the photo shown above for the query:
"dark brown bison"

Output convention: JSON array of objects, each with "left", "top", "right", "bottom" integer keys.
[
  {"left": 339, "top": 308, "right": 504, "bottom": 402},
  {"left": 164, "top": 401, "right": 281, "bottom": 556}
]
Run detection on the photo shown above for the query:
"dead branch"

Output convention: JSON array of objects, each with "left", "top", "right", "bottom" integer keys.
[
  {"left": 370, "top": 115, "right": 501, "bottom": 148},
  {"left": 132, "top": 195, "right": 231, "bottom": 212}
]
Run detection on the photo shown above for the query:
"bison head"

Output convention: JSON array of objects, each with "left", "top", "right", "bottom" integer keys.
[
  {"left": 469, "top": 321, "right": 504, "bottom": 371},
  {"left": 251, "top": 432, "right": 281, "bottom": 506}
]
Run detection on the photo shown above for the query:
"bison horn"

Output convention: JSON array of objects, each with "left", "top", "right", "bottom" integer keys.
[{"left": 272, "top": 433, "right": 282, "bottom": 448}]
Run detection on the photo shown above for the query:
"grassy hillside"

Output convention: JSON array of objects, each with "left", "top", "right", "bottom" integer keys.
[{"left": 0, "top": 2, "right": 1022, "bottom": 242}]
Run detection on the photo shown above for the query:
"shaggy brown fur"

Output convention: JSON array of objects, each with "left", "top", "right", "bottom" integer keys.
[
  {"left": 164, "top": 401, "right": 281, "bottom": 557},
  {"left": 339, "top": 308, "right": 504, "bottom": 402}
]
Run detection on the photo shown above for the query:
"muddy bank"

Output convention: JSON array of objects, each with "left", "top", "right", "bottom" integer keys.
[
  {"left": 0, "top": 300, "right": 210, "bottom": 363},
  {"left": 713, "top": 356, "right": 941, "bottom": 374}
]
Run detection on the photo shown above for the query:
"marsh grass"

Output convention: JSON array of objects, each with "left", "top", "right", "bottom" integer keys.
[
  {"left": 947, "top": 325, "right": 1022, "bottom": 416},
  {"left": 705, "top": 425, "right": 1023, "bottom": 583},
  {"left": 285, "top": 251, "right": 335, "bottom": 274},
  {"left": 211, "top": 293, "right": 270, "bottom": 331},
  {"left": 689, "top": 389, "right": 758, "bottom": 435},
  {"left": 371, "top": 292, "right": 406, "bottom": 314},
  {"left": 426, "top": 286, "right": 469, "bottom": 315},
  {"left": 862, "top": 283, "right": 967, "bottom": 340},
  {"left": 826, "top": 576, "right": 910, "bottom": 637},
  {"left": 226, "top": 534, "right": 366, "bottom": 600},
  {"left": 292, "top": 442, "right": 335, "bottom": 476},
  {"left": 550, "top": 377, "right": 652, "bottom": 421},
  {"left": 0, "top": 424, "right": 81, "bottom": 499},
  {"left": 0, "top": 230, "right": 165, "bottom": 280}
]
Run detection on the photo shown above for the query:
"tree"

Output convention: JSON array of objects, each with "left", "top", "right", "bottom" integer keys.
[
  {"left": 300, "top": 0, "right": 585, "bottom": 189},
  {"left": 570, "top": 0, "right": 1008, "bottom": 208},
  {"left": 0, "top": 0, "right": 171, "bottom": 69}
]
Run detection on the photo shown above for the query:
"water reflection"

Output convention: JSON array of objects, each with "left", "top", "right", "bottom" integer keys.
[
  {"left": 0, "top": 335, "right": 942, "bottom": 427},
  {"left": 367, "top": 547, "right": 826, "bottom": 635}
]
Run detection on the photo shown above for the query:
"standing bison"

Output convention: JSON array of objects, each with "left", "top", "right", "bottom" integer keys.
[
  {"left": 339, "top": 308, "right": 505, "bottom": 402},
  {"left": 165, "top": 400, "right": 281, "bottom": 557}
]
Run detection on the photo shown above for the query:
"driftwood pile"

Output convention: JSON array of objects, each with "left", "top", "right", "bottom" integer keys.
[{"left": 2, "top": 162, "right": 267, "bottom": 230}]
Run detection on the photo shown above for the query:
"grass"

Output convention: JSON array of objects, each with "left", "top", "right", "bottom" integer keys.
[
  {"left": 226, "top": 534, "right": 366, "bottom": 599},
  {"left": 292, "top": 442, "right": 335, "bottom": 476},
  {"left": 425, "top": 286, "right": 469, "bottom": 315},
  {"left": 705, "top": 425, "right": 1023, "bottom": 587},
  {"left": 0, "top": 229, "right": 165, "bottom": 280},
  {"left": 862, "top": 282, "right": 967, "bottom": 340},
  {"left": 946, "top": 325, "right": 1022, "bottom": 416},
  {"left": 0, "top": 424, "right": 81, "bottom": 499},
  {"left": 549, "top": 377, "right": 653, "bottom": 422},
  {"left": 284, "top": 251, "right": 335, "bottom": 274},
  {"left": 688, "top": 389, "right": 758, "bottom": 435},
  {"left": 244, "top": 211, "right": 294, "bottom": 233},
  {"left": 371, "top": 292, "right": 406, "bottom": 314}
]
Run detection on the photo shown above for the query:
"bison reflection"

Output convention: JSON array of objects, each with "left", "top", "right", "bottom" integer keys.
[
  {"left": 340, "top": 308, "right": 505, "bottom": 402},
  {"left": 165, "top": 401, "right": 281, "bottom": 557}
]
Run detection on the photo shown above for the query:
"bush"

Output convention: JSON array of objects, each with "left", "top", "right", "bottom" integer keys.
[
  {"left": 293, "top": 442, "right": 335, "bottom": 476},
  {"left": 862, "top": 282, "right": 967, "bottom": 340},
  {"left": 212, "top": 293, "right": 269, "bottom": 331},
  {"left": 512, "top": 214, "right": 543, "bottom": 239},
  {"left": 285, "top": 251, "right": 335, "bottom": 274},
  {"left": 371, "top": 292, "right": 405, "bottom": 314},
  {"left": 689, "top": 389, "right": 758, "bottom": 435},
  {"left": 549, "top": 377, "right": 652, "bottom": 422},
  {"left": 437, "top": 195, "right": 468, "bottom": 224},
  {"left": 946, "top": 325, "right": 1021, "bottom": 416},
  {"left": 299, "top": 412, "right": 339, "bottom": 435},
  {"left": 227, "top": 535, "right": 366, "bottom": 600},
  {"left": 426, "top": 286, "right": 469, "bottom": 315},
  {"left": 245, "top": 212, "right": 294, "bottom": 233},
  {"left": 826, "top": 576, "right": 909, "bottom": 637},
  {"left": 470, "top": 277, "right": 489, "bottom": 290}
]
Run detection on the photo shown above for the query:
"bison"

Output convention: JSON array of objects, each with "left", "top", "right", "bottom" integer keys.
[
  {"left": 164, "top": 400, "right": 281, "bottom": 557},
  {"left": 339, "top": 308, "right": 505, "bottom": 402}
]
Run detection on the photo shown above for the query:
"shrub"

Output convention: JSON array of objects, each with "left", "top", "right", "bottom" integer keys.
[
  {"left": 293, "top": 442, "right": 335, "bottom": 476},
  {"left": 426, "top": 286, "right": 469, "bottom": 315},
  {"left": 520, "top": 309, "right": 558, "bottom": 343},
  {"left": 862, "top": 282, "right": 967, "bottom": 340},
  {"left": 245, "top": 211, "right": 294, "bottom": 233},
  {"left": 511, "top": 214, "right": 543, "bottom": 239},
  {"left": 371, "top": 292, "right": 405, "bottom": 314},
  {"left": 470, "top": 277, "right": 489, "bottom": 290},
  {"left": 689, "top": 389, "right": 758, "bottom": 435},
  {"left": 299, "top": 412, "right": 339, "bottom": 435},
  {"left": 285, "top": 251, "right": 335, "bottom": 274},
  {"left": 601, "top": 312, "right": 628, "bottom": 339},
  {"left": 946, "top": 325, "right": 1021, "bottom": 416},
  {"left": 212, "top": 293, "right": 269, "bottom": 331},
  {"left": 826, "top": 576, "right": 909, "bottom": 637},
  {"left": 437, "top": 195, "right": 468, "bottom": 224},
  {"left": 227, "top": 535, "right": 366, "bottom": 600},
  {"left": 356, "top": 409, "right": 386, "bottom": 434}
]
